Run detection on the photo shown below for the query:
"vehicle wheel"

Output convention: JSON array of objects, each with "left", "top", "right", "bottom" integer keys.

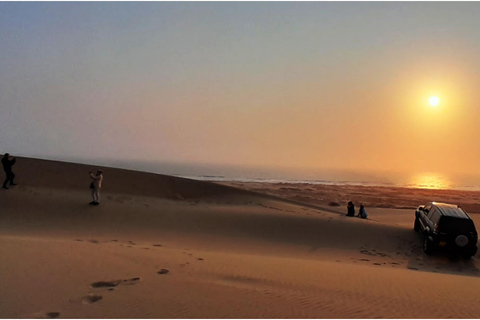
[
  {"left": 414, "top": 218, "right": 420, "bottom": 232},
  {"left": 423, "top": 236, "right": 433, "bottom": 255}
]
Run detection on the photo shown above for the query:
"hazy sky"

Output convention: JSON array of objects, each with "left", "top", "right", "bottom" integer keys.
[{"left": 1, "top": 2, "right": 480, "bottom": 176}]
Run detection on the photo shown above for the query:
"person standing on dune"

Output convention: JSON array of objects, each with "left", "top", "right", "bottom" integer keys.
[
  {"left": 2, "top": 153, "right": 17, "bottom": 190},
  {"left": 89, "top": 169, "right": 103, "bottom": 205}
]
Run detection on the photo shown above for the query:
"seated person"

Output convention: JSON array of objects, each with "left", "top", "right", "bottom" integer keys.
[
  {"left": 358, "top": 204, "right": 368, "bottom": 219},
  {"left": 346, "top": 201, "right": 355, "bottom": 216}
]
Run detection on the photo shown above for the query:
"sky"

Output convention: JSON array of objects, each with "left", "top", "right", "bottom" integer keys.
[{"left": 1, "top": 2, "right": 480, "bottom": 178}]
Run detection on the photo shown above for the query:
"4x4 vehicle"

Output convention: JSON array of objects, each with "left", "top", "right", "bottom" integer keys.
[{"left": 414, "top": 202, "right": 478, "bottom": 258}]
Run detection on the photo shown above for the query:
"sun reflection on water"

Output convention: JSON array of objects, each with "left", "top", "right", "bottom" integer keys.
[{"left": 408, "top": 173, "right": 453, "bottom": 190}]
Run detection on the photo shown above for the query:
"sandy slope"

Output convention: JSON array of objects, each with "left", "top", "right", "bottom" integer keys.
[{"left": 1, "top": 157, "right": 480, "bottom": 318}]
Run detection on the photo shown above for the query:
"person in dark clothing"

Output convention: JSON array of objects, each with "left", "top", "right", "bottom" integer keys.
[
  {"left": 2, "top": 153, "right": 17, "bottom": 189},
  {"left": 346, "top": 201, "right": 355, "bottom": 217}
]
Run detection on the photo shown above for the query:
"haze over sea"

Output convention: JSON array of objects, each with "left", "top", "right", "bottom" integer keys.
[
  {"left": 112, "top": 162, "right": 480, "bottom": 192},
  {"left": 38, "top": 155, "right": 480, "bottom": 192}
]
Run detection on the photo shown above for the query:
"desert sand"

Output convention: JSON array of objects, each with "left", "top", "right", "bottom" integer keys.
[{"left": 1, "top": 157, "right": 480, "bottom": 318}]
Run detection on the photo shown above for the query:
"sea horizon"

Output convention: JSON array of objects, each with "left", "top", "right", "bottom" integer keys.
[
  {"left": 180, "top": 171, "right": 480, "bottom": 192},
  {"left": 105, "top": 160, "right": 480, "bottom": 192}
]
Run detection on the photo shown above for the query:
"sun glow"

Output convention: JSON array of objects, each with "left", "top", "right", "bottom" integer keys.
[
  {"left": 409, "top": 173, "right": 452, "bottom": 190},
  {"left": 429, "top": 96, "right": 440, "bottom": 107}
]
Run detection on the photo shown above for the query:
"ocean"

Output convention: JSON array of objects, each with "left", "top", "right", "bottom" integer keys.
[{"left": 91, "top": 158, "right": 480, "bottom": 192}]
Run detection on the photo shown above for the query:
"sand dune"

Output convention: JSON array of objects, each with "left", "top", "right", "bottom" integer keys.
[
  {"left": 12, "top": 157, "right": 253, "bottom": 199},
  {"left": 1, "top": 157, "right": 480, "bottom": 318}
]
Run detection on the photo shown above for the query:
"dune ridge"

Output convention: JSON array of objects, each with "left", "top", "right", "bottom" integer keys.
[{"left": 12, "top": 157, "right": 257, "bottom": 199}]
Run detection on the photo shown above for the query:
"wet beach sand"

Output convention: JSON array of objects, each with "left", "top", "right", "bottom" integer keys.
[{"left": 1, "top": 157, "right": 480, "bottom": 318}]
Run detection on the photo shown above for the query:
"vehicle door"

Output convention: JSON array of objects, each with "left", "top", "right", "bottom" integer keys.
[
  {"left": 423, "top": 206, "right": 439, "bottom": 234},
  {"left": 419, "top": 203, "right": 433, "bottom": 231}
]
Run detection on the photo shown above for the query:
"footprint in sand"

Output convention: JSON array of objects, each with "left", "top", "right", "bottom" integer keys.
[
  {"left": 361, "top": 248, "right": 389, "bottom": 258},
  {"left": 197, "top": 258, "right": 204, "bottom": 261},
  {"left": 121, "top": 277, "right": 140, "bottom": 285},
  {"left": 82, "top": 294, "right": 103, "bottom": 304},
  {"left": 152, "top": 244, "right": 163, "bottom": 247},
  {"left": 92, "top": 281, "right": 120, "bottom": 288},
  {"left": 360, "top": 249, "right": 375, "bottom": 256},
  {"left": 46, "top": 312, "right": 60, "bottom": 319},
  {"left": 91, "top": 277, "right": 140, "bottom": 288},
  {"left": 157, "top": 269, "right": 169, "bottom": 274}
]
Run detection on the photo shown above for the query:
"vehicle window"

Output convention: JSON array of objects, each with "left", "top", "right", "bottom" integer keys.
[
  {"left": 439, "top": 217, "right": 476, "bottom": 233},
  {"left": 427, "top": 207, "right": 437, "bottom": 220},
  {"left": 430, "top": 210, "right": 441, "bottom": 225},
  {"left": 424, "top": 203, "right": 432, "bottom": 213}
]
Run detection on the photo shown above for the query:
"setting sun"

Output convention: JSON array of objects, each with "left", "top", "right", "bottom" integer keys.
[{"left": 429, "top": 96, "right": 440, "bottom": 106}]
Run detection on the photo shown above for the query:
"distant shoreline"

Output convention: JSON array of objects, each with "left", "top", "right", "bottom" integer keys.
[
  {"left": 179, "top": 175, "right": 480, "bottom": 192},
  {"left": 216, "top": 180, "right": 480, "bottom": 214}
]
